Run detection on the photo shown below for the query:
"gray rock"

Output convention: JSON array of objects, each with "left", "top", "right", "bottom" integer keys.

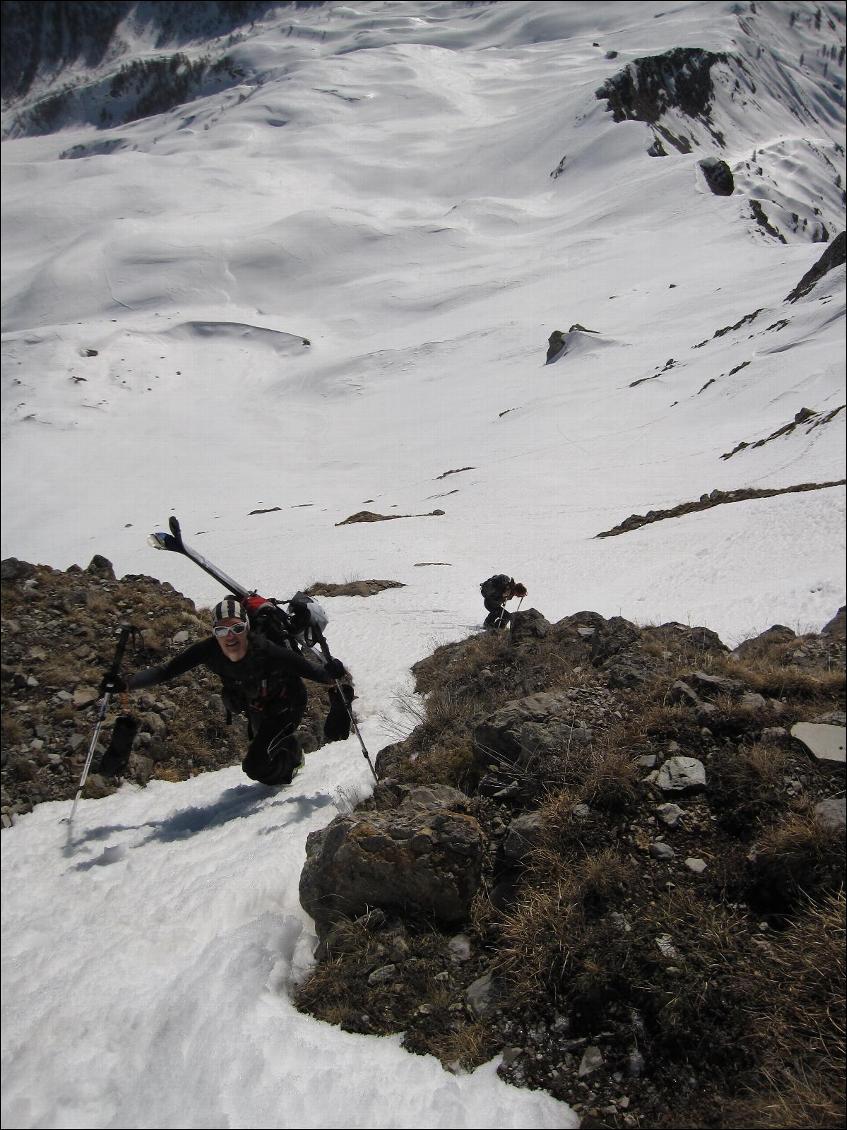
[
  {"left": 448, "top": 933, "right": 472, "bottom": 961},
  {"left": 85, "top": 555, "right": 115, "bottom": 579},
  {"left": 685, "top": 670, "right": 745, "bottom": 698},
  {"left": 787, "top": 232, "right": 846, "bottom": 302},
  {"left": 139, "top": 711, "right": 167, "bottom": 737},
  {"left": 299, "top": 787, "right": 485, "bottom": 936},
  {"left": 650, "top": 842, "right": 676, "bottom": 860},
  {"left": 791, "top": 723, "right": 846, "bottom": 764},
  {"left": 510, "top": 608, "right": 551, "bottom": 643},
  {"left": 546, "top": 329, "right": 566, "bottom": 362},
  {"left": 503, "top": 811, "right": 544, "bottom": 860},
  {"left": 657, "top": 756, "right": 707, "bottom": 793},
  {"left": 1, "top": 559, "right": 37, "bottom": 582},
  {"left": 811, "top": 711, "right": 846, "bottom": 727},
  {"left": 368, "top": 964, "right": 397, "bottom": 986},
  {"left": 473, "top": 691, "right": 592, "bottom": 771},
  {"left": 820, "top": 606, "right": 846, "bottom": 639},
  {"left": 657, "top": 802, "right": 684, "bottom": 827},
  {"left": 579, "top": 1046, "right": 604, "bottom": 1077},
  {"left": 668, "top": 680, "right": 715, "bottom": 715},
  {"left": 466, "top": 971, "right": 496, "bottom": 1018},
  {"left": 740, "top": 692, "right": 768, "bottom": 710},
  {"left": 655, "top": 934, "right": 679, "bottom": 959},
  {"left": 72, "top": 685, "right": 99, "bottom": 708},
  {"left": 814, "top": 797, "right": 846, "bottom": 833},
  {"left": 590, "top": 616, "right": 641, "bottom": 664},
  {"left": 684, "top": 857, "right": 708, "bottom": 874},
  {"left": 699, "top": 156, "right": 734, "bottom": 195},
  {"left": 605, "top": 655, "right": 655, "bottom": 690},
  {"left": 128, "top": 753, "right": 155, "bottom": 784},
  {"left": 733, "top": 624, "right": 796, "bottom": 659}
]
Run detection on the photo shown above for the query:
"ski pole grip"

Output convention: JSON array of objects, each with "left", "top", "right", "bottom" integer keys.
[{"left": 109, "top": 624, "right": 133, "bottom": 677}]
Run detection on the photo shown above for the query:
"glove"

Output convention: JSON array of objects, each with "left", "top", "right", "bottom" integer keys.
[
  {"left": 324, "top": 685, "right": 354, "bottom": 741},
  {"left": 324, "top": 657, "right": 346, "bottom": 679},
  {"left": 513, "top": 582, "right": 527, "bottom": 598},
  {"left": 99, "top": 673, "right": 127, "bottom": 697}
]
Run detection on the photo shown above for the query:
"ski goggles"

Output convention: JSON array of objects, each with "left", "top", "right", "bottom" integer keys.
[{"left": 213, "top": 622, "right": 248, "bottom": 638}]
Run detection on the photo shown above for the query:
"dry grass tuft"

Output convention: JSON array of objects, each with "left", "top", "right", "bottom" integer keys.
[
  {"left": 577, "top": 744, "right": 640, "bottom": 812},
  {"left": 745, "top": 812, "right": 846, "bottom": 914},
  {"left": 723, "top": 889, "right": 846, "bottom": 1129}
]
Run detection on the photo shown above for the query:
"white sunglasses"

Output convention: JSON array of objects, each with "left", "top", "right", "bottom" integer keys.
[{"left": 213, "top": 623, "right": 248, "bottom": 638}]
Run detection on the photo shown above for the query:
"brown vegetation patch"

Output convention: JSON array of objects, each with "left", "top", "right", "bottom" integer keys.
[
  {"left": 336, "top": 509, "right": 445, "bottom": 525},
  {"left": 305, "top": 580, "right": 405, "bottom": 598}
]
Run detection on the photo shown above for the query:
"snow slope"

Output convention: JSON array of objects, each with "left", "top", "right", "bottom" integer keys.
[{"left": 1, "top": 2, "right": 845, "bottom": 1127}]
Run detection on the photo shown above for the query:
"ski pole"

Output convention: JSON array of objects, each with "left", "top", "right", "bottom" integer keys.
[
  {"left": 68, "top": 624, "right": 133, "bottom": 823},
  {"left": 313, "top": 628, "right": 378, "bottom": 782}
]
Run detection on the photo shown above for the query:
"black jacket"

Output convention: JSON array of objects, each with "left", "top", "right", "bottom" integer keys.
[{"left": 126, "top": 633, "right": 335, "bottom": 715}]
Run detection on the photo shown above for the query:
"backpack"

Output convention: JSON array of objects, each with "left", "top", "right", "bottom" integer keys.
[
  {"left": 219, "top": 596, "right": 326, "bottom": 729},
  {"left": 480, "top": 574, "right": 511, "bottom": 599},
  {"left": 287, "top": 592, "right": 329, "bottom": 647}
]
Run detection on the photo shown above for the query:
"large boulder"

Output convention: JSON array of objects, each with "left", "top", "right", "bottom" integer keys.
[
  {"left": 546, "top": 329, "right": 565, "bottom": 362},
  {"left": 473, "top": 691, "right": 592, "bottom": 771},
  {"left": 656, "top": 756, "right": 707, "bottom": 793},
  {"left": 0, "top": 558, "right": 37, "bottom": 582},
  {"left": 299, "top": 785, "right": 485, "bottom": 937},
  {"left": 85, "top": 554, "right": 115, "bottom": 579},
  {"left": 510, "top": 607, "right": 551, "bottom": 643},
  {"left": 699, "top": 156, "right": 734, "bottom": 196},
  {"left": 590, "top": 615, "right": 641, "bottom": 664},
  {"left": 791, "top": 723, "right": 846, "bottom": 765}
]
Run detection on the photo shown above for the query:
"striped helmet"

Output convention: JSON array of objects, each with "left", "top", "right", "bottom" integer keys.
[{"left": 211, "top": 595, "right": 248, "bottom": 625}]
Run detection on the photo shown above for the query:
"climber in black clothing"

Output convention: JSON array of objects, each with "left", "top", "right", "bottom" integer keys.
[
  {"left": 480, "top": 575, "right": 527, "bottom": 630},
  {"left": 100, "top": 596, "right": 351, "bottom": 786}
]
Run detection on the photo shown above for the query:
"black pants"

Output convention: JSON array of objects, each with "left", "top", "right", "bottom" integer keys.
[
  {"left": 242, "top": 705, "right": 304, "bottom": 786},
  {"left": 483, "top": 595, "right": 510, "bottom": 629}
]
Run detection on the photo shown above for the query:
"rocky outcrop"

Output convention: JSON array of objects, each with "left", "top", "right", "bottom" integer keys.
[
  {"left": 596, "top": 47, "right": 728, "bottom": 153},
  {"left": 473, "top": 691, "right": 594, "bottom": 775},
  {"left": 296, "top": 599, "right": 845, "bottom": 1127},
  {"left": 596, "top": 479, "right": 846, "bottom": 537},
  {"left": 822, "top": 606, "right": 846, "bottom": 639},
  {"left": 699, "top": 156, "right": 734, "bottom": 196},
  {"left": 545, "top": 324, "right": 601, "bottom": 364},
  {"left": 786, "top": 231, "right": 846, "bottom": 302},
  {"left": 299, "top": 784, "right": 485, "bottom": 937},
  {"left": 546, "top": 330, "right": 566, "bottom": 362},
  {"left": 509, "top": 608, "right": 551, "bottom": 643}
]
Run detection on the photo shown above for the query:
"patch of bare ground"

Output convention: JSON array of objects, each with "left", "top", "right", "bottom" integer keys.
[
  {"left": 305, "top": 580, "right": 405, "bottom": 598},
  {"left": 336, "top": 509, "right": 445, "bottom": 525}
]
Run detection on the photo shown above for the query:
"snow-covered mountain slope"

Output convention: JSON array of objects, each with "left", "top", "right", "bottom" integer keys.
[
  {"left": 1, "top": 5, "right": 845, "bottom": 1129},
  {"left": 2, "top": 0, "right": 845, "bottom": 658}
]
